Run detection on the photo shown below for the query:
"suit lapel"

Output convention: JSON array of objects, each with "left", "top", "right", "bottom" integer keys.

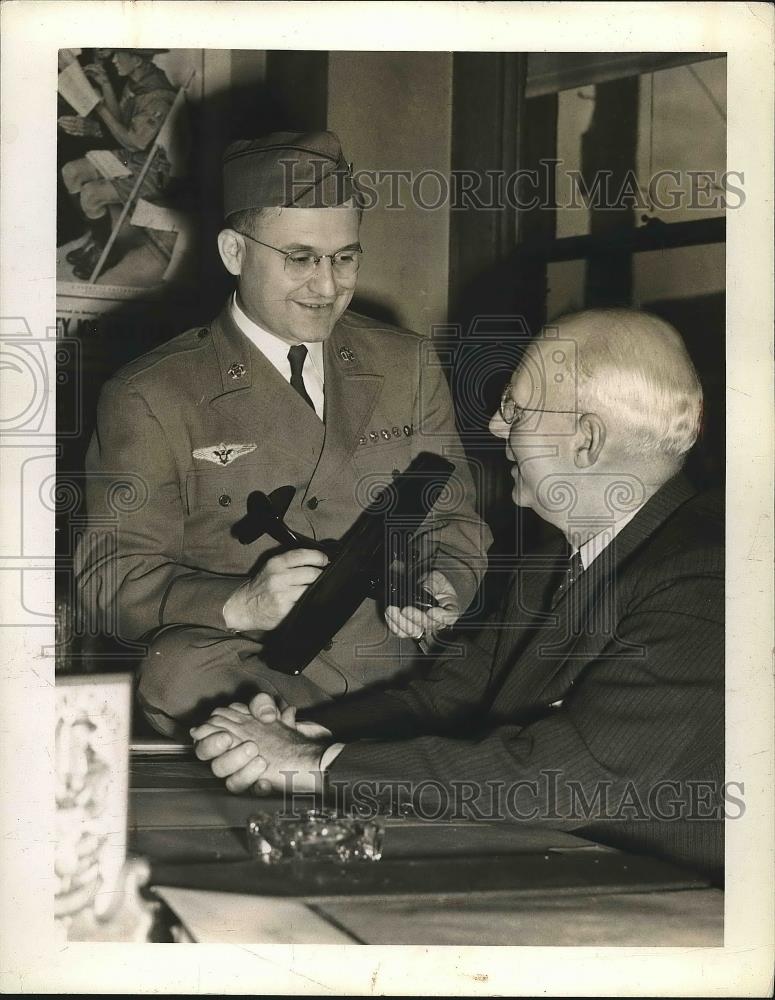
[
  {"left": 308, "top": 321, "right": 383, "bottom": 496},
  {"left": 600, "top": 473, "right": 697, "bottom": 567},
  {"left": 493, "top": 474, "right": 699, "bottom": 708}
]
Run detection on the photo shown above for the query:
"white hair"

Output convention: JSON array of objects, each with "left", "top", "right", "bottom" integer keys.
[{"left": 548, "top": 308, "right": 703, "bottom": 461}]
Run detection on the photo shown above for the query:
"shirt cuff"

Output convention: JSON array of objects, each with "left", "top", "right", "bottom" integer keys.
[{"left": 319, "top": 742, "right": 346, "bottom": 771}]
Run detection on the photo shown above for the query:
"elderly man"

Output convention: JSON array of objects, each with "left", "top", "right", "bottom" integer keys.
[
  {"left": 76, "top": 131, "right": 490, "bottom": 737},
  {"left": 192, "top": 308, "right": 724, "bottom": 877}
]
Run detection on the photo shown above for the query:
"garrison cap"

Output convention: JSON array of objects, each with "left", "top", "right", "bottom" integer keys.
[{"left": 222, "top": 130, "right": 359, "bottom": 214}]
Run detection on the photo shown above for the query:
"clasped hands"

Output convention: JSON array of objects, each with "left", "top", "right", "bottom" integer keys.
[
  {"left": 222, "top": 548, "right": 460, "bottom": 640},
  {"left": 191, "top": 693, "right": 333, "bottom": 795}
]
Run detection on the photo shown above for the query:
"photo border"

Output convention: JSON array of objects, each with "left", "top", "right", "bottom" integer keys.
[{"left": 1, "top": 1, "right": 772, "bottom": 995}]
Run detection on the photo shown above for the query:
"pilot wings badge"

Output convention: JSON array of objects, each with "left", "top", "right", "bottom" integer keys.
[{"left": 192, "top": 442, "right": 257, "bottom": 466}]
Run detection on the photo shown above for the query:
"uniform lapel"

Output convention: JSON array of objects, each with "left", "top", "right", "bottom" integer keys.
[
  {"left": 207, "top": 305, "right": 324, "bottom": 467},
  {"left": 307, "top": 320, "right": 383, "bottom": 496}
]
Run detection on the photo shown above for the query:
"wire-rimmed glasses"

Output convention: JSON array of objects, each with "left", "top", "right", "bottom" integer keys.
[
  {"left": 499, "top": 384, "right": 580, "bottom": 427},
  {"left": 235, "top": 231, "right": 363, "bottom": 280}
]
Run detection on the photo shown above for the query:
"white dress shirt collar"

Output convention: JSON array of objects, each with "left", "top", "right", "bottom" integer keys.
[
  {"left": 571, "top": 504, "right": 645, "bottom": 571},
  {"left": 230, "top": 293, "right": 325, "bottom": 417}
]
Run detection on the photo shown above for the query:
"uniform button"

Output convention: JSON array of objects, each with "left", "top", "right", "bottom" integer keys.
[
  {"left": 197, "top": 327, "right": 209, "bottom": 339},
  {"left": 392, "top": 468, "right": 401, "bottom": 476},
  {"left": 218, "top": 494, "right": 231, "bottom": 507},
  {"left": 322, "top": 640, "right": 333, "bottom": 651},
  {"left": 307, "top": 497, "right": 319, "bottom": 510}
]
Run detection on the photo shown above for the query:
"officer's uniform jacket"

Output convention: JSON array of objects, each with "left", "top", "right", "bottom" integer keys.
[{"left": 76, "top": 304, "right": 492, "bottom": 695}]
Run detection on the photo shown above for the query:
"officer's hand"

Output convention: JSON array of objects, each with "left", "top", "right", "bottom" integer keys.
[
  {"left": 385, "top": 569, "right": 460, "bottom": 641},
  {"left": 222, "top": 548, "right": 328, "bottom": 632},
  {"left": 58, "top": 115, "right": 102, "bottom": 138}
]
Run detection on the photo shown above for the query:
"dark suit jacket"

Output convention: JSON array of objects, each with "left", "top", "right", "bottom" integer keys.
[
  {"left": 304, "top": 475, "right": 725, "bottom": 877},
  {"left": 75, "top": 304, "right": 491, "bottom": 695}
]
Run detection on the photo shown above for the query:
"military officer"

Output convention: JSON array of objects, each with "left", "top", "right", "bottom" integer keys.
[{"left": 75, "top": 131, "right": 492, "bottom": 737}]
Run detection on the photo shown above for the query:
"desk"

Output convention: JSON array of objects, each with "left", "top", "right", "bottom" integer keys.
[{"left": 129, "top": 756, "right": 724, "bottom": 946}]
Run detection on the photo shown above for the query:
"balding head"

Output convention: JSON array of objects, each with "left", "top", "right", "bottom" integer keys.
[
  {"left": 490, "top": 308, "right": 703, "bottom": 536},
  {"left": 548, "top": 308, "right": 702, "bottom": 465}
]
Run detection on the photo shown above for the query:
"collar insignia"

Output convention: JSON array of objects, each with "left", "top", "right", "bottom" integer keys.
[
  {"left": 338, "top": 347, "right": 355, "bottom": 363},
  {"left": 227, "top": 361, "right": 247, "bottom": 380},
  {"left": 193, "top": 442, "right": 257, "bottom": 466}
]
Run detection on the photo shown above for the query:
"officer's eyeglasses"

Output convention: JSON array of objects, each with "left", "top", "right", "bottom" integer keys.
[
  {"left": 235, "top": 231, "right": 363, "bottom": 279},
  {"left": 499, "top": 384, "right": 580, "bottom": 427}
]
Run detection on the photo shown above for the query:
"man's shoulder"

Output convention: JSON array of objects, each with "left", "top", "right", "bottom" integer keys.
[
  {"left": 337, "top": 309, "right": 424, "bottom": 345},
  {"left": 109, "top": 322, "right": 216, "bottom": 392},
  {"left": 652, "top": 485, "right": 724, "bottom": 559},
  {"left": 335, "top": 310, "right": 443, "bottom": 376},
  {"left": 626, "top": 483, "right": 724, "bottom": 595}
]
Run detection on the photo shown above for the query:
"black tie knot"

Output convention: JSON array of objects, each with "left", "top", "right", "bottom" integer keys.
[
  {"left": 287, "top": 345, "right": 315, "bottom": 410},
  {"left": 287, "top": 344, "right": 308, "bottom": 374}
]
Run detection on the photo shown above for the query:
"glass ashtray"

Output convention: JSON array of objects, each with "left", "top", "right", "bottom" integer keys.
[{"left": 246, "top": 809, "right": 384, "bottom": 865}]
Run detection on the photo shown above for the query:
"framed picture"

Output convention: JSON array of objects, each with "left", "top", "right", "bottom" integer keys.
[
  {"left": 54, "top": 672, "right": 132, "bottom": 940},
  {"left": 56, "top": 48, "right": 202, "bottom": 297}
]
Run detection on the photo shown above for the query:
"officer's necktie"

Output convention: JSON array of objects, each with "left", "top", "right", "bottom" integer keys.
[
  {"left": 287, "top": 345, "right": 315, "bottom": 410},
  {"left": 550, "top": 549, "right": 584, "bottom": 607}
]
